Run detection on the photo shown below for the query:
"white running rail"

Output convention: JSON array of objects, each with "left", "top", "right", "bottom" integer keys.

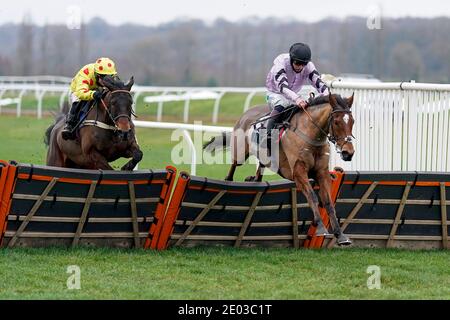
[{"left": 1, "top": 78, "right": 450, "bottom": 171}]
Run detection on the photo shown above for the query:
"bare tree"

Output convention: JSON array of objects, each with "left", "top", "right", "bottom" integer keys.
[
  {"left": 0, "top": 55, "right": 12, "bottom": 76},
  {"left": 388, "top": 42, "right": 424, "bottom": 81},
  {"left": 16, "top": 13, "right": 34, "bottom": 76},
  {"left": 79, "top": 21, "right": 88, "bottom": 66},
  {"left": 39, "top": 22, "right": 49, "bottom": 74}
]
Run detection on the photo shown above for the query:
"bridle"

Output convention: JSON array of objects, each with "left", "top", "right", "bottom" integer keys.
[
  {"left": 99, "top": 89, "right": 135, "bottom": 130},
  {"left": 326, "top": 109, "right": 355, "bottom": 150},
  {"left": 291, "top": 103, "right": 355, "bottom": 148}
]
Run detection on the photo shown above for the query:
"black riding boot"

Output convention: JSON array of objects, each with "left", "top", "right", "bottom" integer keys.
[
  {"left": 62, "top": 102, "right": 81, "bottom": 140},
  {"left": 261, "top": 107, "right": 283, "bottom": 155}
]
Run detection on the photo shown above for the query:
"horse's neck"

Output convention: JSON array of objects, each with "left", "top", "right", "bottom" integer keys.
[
  {"left": 87, "top": 103, "right": 111, "bottom": 124},
  {"left": 293, "top": 104, "right": 332, "bottom": 135}
]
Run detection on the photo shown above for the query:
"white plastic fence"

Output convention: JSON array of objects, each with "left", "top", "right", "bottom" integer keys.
[
  {"left": 328, "top": 81, "right": 450, "bottom": 172},
  {"left": 133, "top": 81, "right": 450, "bottom": 173},
  {"left": 0, "top": 75, "right": 72, "bottom": 85},
  {"left": 1, "top": 78, "right": 450, "bottom": 172},
  {"left": 0, "top": 82, "right": 266, "bottom": 123},
  {"left": 133, "top": 120, "right": 233, "bottom": 175}
]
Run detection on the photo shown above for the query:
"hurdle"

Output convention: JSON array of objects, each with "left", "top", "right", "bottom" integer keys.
[
  {"left": 0, "top": 162, "right": 175, "bottom": 248},
  {"left": 154, "top": 172, "right": 344, "bottom": 249},
  {"left": 0, "top": 160, "right": 448, "bottom": 250}
]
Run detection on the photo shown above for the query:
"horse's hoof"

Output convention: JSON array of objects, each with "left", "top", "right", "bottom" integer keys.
[
  {"left": 315, "top": 223, "right": 331, "bottom": 236},
  {"left": 337, "top": 235, "right": 352, "bottom": 246},
  {"left": 245, "top": 176, "right": 256, "bottom": 182},
  {"left": 315, "top": 231, "right": 332, "bottom": 237}
]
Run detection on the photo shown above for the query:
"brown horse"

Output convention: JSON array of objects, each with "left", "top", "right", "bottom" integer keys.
[
  {"left": 204, "top": 93, "right": 355, "bottom": 245},
  {"left": 45, "top": 76, "right": 143, "bottom": 170}
]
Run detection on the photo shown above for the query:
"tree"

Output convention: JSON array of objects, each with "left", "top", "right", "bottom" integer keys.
[
  {"left": 388, "top": 42, "right": 424, "bottom": 81},
  {"left": 39, "top": 23, "right": 48, "bottom": 74},
  {"left": 16, "top": 13, "right": 34, "bottom": 76},
  {"left": 79, "top": 21, "right": 88, "bottom": 66},
  {"left": 0, "top": 55, "right": 12, "bottom": 76}
]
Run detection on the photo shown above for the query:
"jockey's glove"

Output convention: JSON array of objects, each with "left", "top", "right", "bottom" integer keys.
[
  {"left": 295, "top": 98, "right": 308, "bottom": 109},
  {"left": 93, "top": 89, "right": 104, "bottom": 101}
]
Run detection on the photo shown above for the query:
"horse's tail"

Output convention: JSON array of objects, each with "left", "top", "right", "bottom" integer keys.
[
  {"left": 44, "top": 112, "right": 65, "bottom": 147},
  {"left": 203, "top": 131, "right": 231, "bottom": 153}
]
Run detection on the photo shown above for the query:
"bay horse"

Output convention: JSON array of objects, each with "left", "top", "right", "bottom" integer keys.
[
  {"left": 45, "top": 75, "right": 143, "bottom": 170},
  {"left": 203, "top": 93, "right": 355, "bottom": 245}
]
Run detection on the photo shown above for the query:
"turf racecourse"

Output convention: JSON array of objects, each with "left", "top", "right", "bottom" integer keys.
[
  {"left": 0, "top": 247, "right": 448, "bottom": 299},
  {"left": 0, "top": 115, "right": 449, "bottom": 300}
]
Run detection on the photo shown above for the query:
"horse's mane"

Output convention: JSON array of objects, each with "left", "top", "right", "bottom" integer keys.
[
  {"left": 308, "top": 93, "right": 349, "bottom": 110},
  {"left": 308, "top": 95, "right": 329, "bottom": 107},
  {"left": 102, "top": 75, "right": 127, "bottom": 90}
]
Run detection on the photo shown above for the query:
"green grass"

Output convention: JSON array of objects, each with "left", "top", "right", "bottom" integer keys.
[{"left": 0, "top": 247, "right": 448, "bottom": 299}]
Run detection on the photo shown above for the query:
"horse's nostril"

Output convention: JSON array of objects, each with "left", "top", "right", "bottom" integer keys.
[{"left": 341, "top": 150, "right": 353, "bottom": 161}]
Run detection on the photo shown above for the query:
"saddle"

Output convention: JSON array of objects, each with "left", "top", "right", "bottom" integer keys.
[
  {"left": 250, "top": 94, "right": 330, "bottom": 153},
  {"left": 251, "top": 105, "right": 298, "bottom": 148}
]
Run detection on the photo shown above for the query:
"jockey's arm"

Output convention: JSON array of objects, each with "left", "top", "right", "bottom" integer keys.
[
  {"left": 73, "top": 70, "right": 96, "bottom": 101},
  {"left": 306, "top": 63, "right": 330, "bottom": 96}
]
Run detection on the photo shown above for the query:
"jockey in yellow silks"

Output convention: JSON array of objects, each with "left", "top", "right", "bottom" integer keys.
[{"left": 62, "top": 57, "right": 117, "bottom": 140}]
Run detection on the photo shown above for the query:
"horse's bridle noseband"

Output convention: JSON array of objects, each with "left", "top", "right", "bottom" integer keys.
[{"left": 327, "top": 109, "right": 355, "bottom": 149}]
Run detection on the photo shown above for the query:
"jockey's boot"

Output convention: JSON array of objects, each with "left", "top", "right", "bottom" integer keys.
[
  {"left": 261, "top": 107, "right": 283, "bottom": 156},
  {"left": 62, "top": 102, "right": 80, "bottom": 140}
]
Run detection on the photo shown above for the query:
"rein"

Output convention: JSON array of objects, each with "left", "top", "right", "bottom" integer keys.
[
  {"left": 90, "top": 89, "right": 134, "bottom": 132},
  {"left": 290, "top": 105, "right": 354, "bottom": 147}
]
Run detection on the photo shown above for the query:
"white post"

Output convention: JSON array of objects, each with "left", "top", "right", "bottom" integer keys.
[
  {"left": 407, "top": 90, "right": 418, "bottom": 170},
  {"left": 156, "top": 90, "right": 169, "bottom": 122},
  {"left": 133, "top": 134, "right": 140, "bottom": 171},
  {"left": 183, "top": 93, "right": 191, "bottom": 123},
  {"left": 59, "top": 90, "right": 68, "bottom": 112},
  {"left": 212, "top": 91, "right": 226, "bottom": 124},
  {"left": 37, "top": 90, "right": 46, "bottom": 119},
  {"left": 17, "top": 89, "right": 27, "bottom": 118},
  {"left": 132, "top": 91, "right": 142, "bottom": 119},
  {"left": 182, "top": 129, "right": 196, "bottom": 175},
  {"left": 0, "top": 89, "right": 6, "bottom": 115},
  {"left": 243, "top": 90, "right": 258, "bottom": 112}
]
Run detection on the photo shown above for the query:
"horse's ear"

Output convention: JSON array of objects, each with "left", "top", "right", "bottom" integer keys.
[
  {"left": 347, "top": 92, "right": 354, "bottom": 108},
  {"left": 329, "top": 92, "right": 337, "bottom": 107},
  {"left": 125, "top": 76, "right": 134, "bottom": 91},
  {"left": 100, "top": 75, "right": 115, "bottom": 91}
]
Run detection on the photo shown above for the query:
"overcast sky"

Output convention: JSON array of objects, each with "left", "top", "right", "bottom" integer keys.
[{"left": 1, "top": 0, "right": 449, "bottom": 26}]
